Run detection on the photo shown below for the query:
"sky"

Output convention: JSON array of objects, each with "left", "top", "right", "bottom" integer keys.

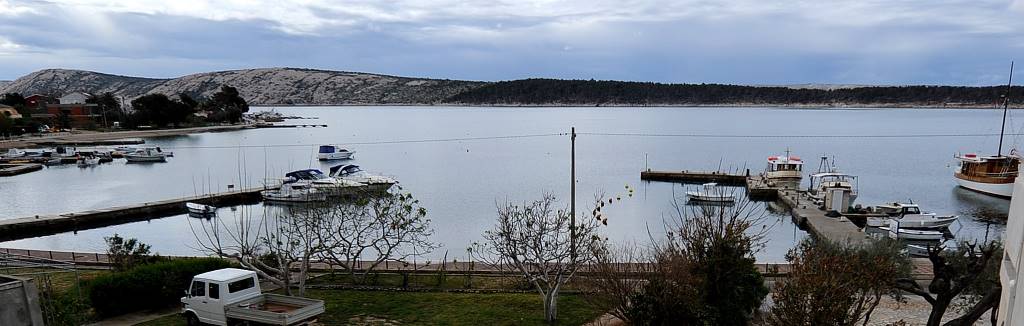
[{"left": 0, "top": 0, "right": 1023, "bottom": 85}]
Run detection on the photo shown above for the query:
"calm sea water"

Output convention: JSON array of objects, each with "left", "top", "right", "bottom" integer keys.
[{"left": 0, "top": 106, "right": 1013, "bottom": 262}]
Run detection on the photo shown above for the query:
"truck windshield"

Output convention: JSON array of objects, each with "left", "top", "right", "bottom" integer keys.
[{"left": 229, "top": 277, "right": 255, "bottom": 293}]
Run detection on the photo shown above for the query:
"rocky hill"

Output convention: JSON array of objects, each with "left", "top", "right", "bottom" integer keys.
[{"left": 0, "top": 68, "right": 485, "bottom": 105}]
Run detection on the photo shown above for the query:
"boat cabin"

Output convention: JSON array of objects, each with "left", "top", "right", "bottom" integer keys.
[
  {"left": 329, "top": 164, "right": 363, "bottom": 177},
  {"left": 875, "top": 202, "right": 923, "bottom": 217},
  {"left": 284, "top": 169, "right": 329, "bottom": 182},
  {"left": 954, "top": 153, "right": 1019, "bottom": 184},
  {"left": 765, "top": 155, "right": 803, "bottom": 179}
]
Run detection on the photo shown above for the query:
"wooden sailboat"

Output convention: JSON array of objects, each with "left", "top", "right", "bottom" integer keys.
[{"left": 954, "top": 62, "right": 1019, "bottom": 198}]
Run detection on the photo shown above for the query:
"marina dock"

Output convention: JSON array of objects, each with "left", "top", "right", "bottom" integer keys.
[
  {"left": 255, "top": 124, "right": 329, "bottom": 128},
  {"left": 0, "top": 187, "right": 270, "bottom": 242},
  {"left": 642, "top": 169, "right": 869, "bottom": 245},
  {"left": 640, "top": 170, "right": 748, "bottom": 186}
]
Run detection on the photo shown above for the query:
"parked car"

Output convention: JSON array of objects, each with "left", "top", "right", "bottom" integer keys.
[{"left": 180, "top": 268, "right": 324, "bottom": 326}]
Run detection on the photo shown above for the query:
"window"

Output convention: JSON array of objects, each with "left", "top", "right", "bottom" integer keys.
[
  {"left": 190, "top": 281, "right": 206, "bottom": 297},
  {"left": 228, "top": 277, "right": 256, "bottom": 293},
  {"left": 208, "top": 283, "right": 220, "bottom": 299}
]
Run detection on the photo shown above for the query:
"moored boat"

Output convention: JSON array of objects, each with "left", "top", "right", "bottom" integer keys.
[
  {"left": 953, "top": 63, "right": 1018, "bottom": 198},
  {"left": 685, "top": 183, "right": 735, "bottom": 203},
  {"left": 125, "top": 147, "right": 168, "bottom": 163},
  {"left": 186, "top": 202, "right": 217, "bottom": 217},
  {"left": 317, "top": 145, "right": 355, "bottom": 161},
  {"left": 880, "top": 220, "right": 945, "bottom": 241},
  {"left": 284, "top": 169, "right": 366, "bottom": 196},
  {"left": 765, "top": 152, "right": 803, "bottom": 180},
  {"left": 329, "top": 164, "right": 397, "bottom": 193},
  {"left": 76, "top": 156, "right": 100, "bottom": 167},
  {"left": 866, "top": 202, "right": 958, "bottom": 229},
  {"left": 261, "top": 182, "right": 327, "bottom": 202}
]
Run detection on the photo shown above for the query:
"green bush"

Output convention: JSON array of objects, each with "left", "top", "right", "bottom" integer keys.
[{"left": 88, "top": 258, "right": 232, "bottom": 317}]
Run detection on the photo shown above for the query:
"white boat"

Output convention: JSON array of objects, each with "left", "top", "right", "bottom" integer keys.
[
  {"left": 4, "top": 148, "right": 27, "bottom": 158},
  {"left": 907, "top": 244, "right": 944, "bottom": 257},
  {"left": 284, "top": 169, "right": 366, "bottom": 196},
  {"left": 261, "top": 182, "right": 327, "bottom": 202},
  {"left": 186, "top": 202, "right": 217, "bottom": 217},
  {"left": 685, "top": 183, "right": 735, "bottom": 203},
  {"left": 866, "top": 202, "right": 958, "bottom": 229},
  {"left": 329, "top": 164, "right": 396, "bottom": 193},
  {"left": 317, "top": 145, "right": 355, "bottom": 161},
  {"left": 953, "top": 67, "right": 1018, "bottom": 198},
  {"left": 765, "top": 152, "right": 803, "bottom": 180},
  {"left": 881, "top": 220, "right": 945, "bottom": 241},
  {"left": 76, "top": 156, "right": 100, "bottom": 167},
  {"left": 125, "top": 147, "right": 168, "bottom": 163},
  {"left": 53, "top": 146, "right": 77, "bottom": 158}
]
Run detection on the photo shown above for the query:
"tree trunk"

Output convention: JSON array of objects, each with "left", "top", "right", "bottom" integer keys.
[
  {"left": 544, "top": 291, "right": 559, "bottom": 323},
  {"left": 927, "top": 300, "right": 950, "bottom": 326},
  {"left": 943, "top": 286, "right": 1000, "bottom": 326}
]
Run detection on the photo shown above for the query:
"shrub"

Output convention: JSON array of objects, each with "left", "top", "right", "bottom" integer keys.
[{"left": 88, "top": 258, "right": 232, "bottom": 317}]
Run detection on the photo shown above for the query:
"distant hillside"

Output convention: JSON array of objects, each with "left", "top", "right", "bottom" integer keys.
[
  {"left": 444, "top": 78, "right": 1022, "bottom": 107},
  {"left": 2, "top": 69, "right": 1020, "bottom": 107},
  {"left": 0, "top": 80, "right": 10, "bottom": 88},
  {"left": 0, "top": 68, "right": 484, "bottom": 105}
]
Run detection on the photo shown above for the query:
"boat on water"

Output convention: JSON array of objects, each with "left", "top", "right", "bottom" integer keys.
[
  {"left": 866, "top": 202, "right": 958, "bottom": 229},
  {"left": 186, "top": 202, "right": 217, "bottom": 217},
  {"left": 329, "top": 164, "right": 396, "bottom": 192},
  {"left": 284, "top": 169, "right": 366, "bottom": 196},
  {"left": 261, "top": 182, "right": 327, "bottom": 203},
  {"left": 880, "top": 220, "right": 945, "bottom": 241},
  {"left": 907, "top": 244, "right": 945, "bottom": 257},
  {"left": 76, "top": 156, "right": 100, "bottom": 167},
  {"left": 125, "top": 147, "right": 168, "bottom": 163},
  {"left": 4, "top": 148, "right": 27, "bottom": 158},
  {"left": 53, "top": 146, "right": 77, "bottom": 158},
  {"left": 317, "top": 145, "right": 355, "bottom": 161},
  {"left": 686, "top": 183, "right": 735, "bottom": 203},
  {"left": 44, "top": 158, "right": 63, "bottom": 166},
  {"left": 764, "top": 152, "right": 803, "bottom": 181},
  {"left": 953, "top": 63, "right": 1018, "bottom": 198}
]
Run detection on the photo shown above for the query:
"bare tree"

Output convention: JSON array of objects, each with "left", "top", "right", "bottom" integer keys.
[
  {"left": 190, "top": 205, "right": 323, "bottom": 296},
  {"left": 308, "top": 192, "right": 436, "bottom": 284},
  {"left": 472, "top": 194, "right": 604, "bottom": 324},
  {"left": 894, "top": 241, "right": 1002, "bottom": 326}
]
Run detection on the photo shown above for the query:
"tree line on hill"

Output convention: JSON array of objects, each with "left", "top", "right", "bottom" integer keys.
[
  {"left": 0, "top": 85, "right": 249, "bottom": 134},
  {"left": 445, "top": 79, "right": 1024, "bottom": 106}
]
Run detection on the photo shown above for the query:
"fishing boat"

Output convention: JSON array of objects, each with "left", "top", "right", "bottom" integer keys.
[
  {"left": 866, "top": 202, "right": 958, "bottom": 229},
  {"left": 953, "top": 63, "right": 1018, "bottom": 198},
  {"left": 880, "top": 220, "right": 945, "bottom": 241},
  {"left": 125, "top": 147, "right": 168, "bottom": 163},
  {"left": 76, "top": 156, "right": 100, "bottom": 167},
  {"left": 329, "top": 164, "right": 397, "bottom": 192},
  {"left": 185, "top": 202, "right": 217, "bottom": 217},
  {"left": 317, "top": 145, "right": 355, "bottom": 161},
  {"left": 765, "top": 151, "right": 803, "bottom": 180},
  {"left": 685, "top": 183, "right": 735, "bottom": 203},
  {"left": 261, "top": 182, "right": 327, "bottom": 202},
  {"left": 53, "top": 146, "right": 77, "bottom": 158},
  {"left": 284, "top": 169, "right": 366, "bottom": 196}
]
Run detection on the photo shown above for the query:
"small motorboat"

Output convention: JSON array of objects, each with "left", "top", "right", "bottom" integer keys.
[
  {"left": 907, "top": 244, "right": 945, "bottom": 257},
  {"left": 880, "top": 220, "right": 945, "bottom": 241},
  {"left": 329, "top": 164, "right": 396, "bottom": 193},
  {"left": 44, "top": 158, "right": 63, "bottom": 166},
  {"left": 685, "top": 183, "right": 735, "bottom": 203},
  {"left": 866, "top": 202, "right": 958, "bottom": 229},
  {"left": 76, "top": 156, "right": 100, "bottom": 167},
  {"left": 185, "top": 202, "right": 217, "bottom": 217},
  {"left": 317, "top": 145, "right": 355, "bottom": 161},
  {"left": 4, "top": 148, "right": 27, "bottom": 158},
  {"left": 284, "top": 169, "right": 366, "bottom": 196},
  {"left": 261, "top": 182, "right": 327, "bottom": 202},
  {"left": 125, "top": 147, "right": 168, "bottom": 163}
]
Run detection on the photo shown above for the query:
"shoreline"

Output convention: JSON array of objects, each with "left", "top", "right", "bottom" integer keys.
[
  {"left": 0, "top": 124, "right": 248, "bottom": 150},
  {"left": 252, "top": 103, "right": 1022, "bottom": 109}
]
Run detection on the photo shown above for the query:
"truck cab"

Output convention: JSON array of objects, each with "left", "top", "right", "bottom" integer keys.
[{"left": 182, "top": 268, "right": 262, "bottom": 326}]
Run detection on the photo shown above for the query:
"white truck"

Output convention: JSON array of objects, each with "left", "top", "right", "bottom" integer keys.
[{"left": 180, "top": 268, "right": 325, "bottom": 326}]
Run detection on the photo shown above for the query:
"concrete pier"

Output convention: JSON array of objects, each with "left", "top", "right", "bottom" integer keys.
[
  {"left": 777, "top": 189, "right": 869, "bottom": 245},
  {"left": 640, "top": 170, "right": 747, "bottom": 186},
  {"left": 0, "top": 187, "right": 268, "bottom": 242}
]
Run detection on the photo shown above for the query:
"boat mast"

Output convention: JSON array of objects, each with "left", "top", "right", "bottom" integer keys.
[{"left": 998, "top": 61, "right": 1014, "bottom": 157}]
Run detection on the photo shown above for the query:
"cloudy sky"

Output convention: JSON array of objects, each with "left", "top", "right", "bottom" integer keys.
[{"left": 0, "top": 0, "right": 1022, "bottom": 85}]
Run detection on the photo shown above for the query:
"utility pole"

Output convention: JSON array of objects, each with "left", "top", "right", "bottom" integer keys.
[{"left": 570, "top": 127, "right": 577, "bottom": 263}]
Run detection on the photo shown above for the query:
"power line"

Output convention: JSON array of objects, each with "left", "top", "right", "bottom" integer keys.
[
  {"left": 157, "top": 132, "right": 566, "bottom": 149},
  {"left": 577, "top": 132, "right": 1024, "bottom": 139}
]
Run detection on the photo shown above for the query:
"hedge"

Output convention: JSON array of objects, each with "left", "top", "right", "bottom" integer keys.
[{"left": 88, "top": 257, "right": 233, "bottom": 317}]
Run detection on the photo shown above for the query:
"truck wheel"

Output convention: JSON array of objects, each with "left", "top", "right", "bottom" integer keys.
[{"left": 185, "top": 312, "right": 201, "bottom": 326}]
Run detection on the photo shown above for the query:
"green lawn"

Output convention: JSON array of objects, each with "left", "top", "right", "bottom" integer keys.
[{"left": 138, "top": 289, "right": 602, "bottom": 325}]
